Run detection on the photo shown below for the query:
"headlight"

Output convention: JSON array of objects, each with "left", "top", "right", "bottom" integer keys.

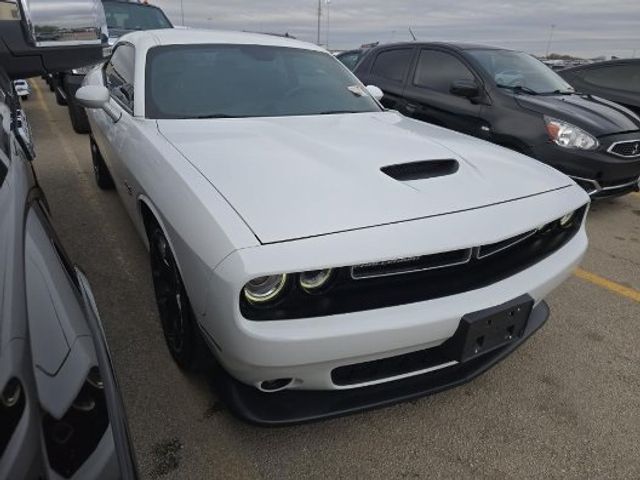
[
  {"left": 545, "top": 117, "right": 598, "bottom": 150},
  {"left": 559, "top": 212, "right": 575, "bottom": 228},
  {"left": 243, "top": 274, "right": 288, "bottom": 304},
  {"left": 299, "top": 269, "right": 333, "bottom": 292}
]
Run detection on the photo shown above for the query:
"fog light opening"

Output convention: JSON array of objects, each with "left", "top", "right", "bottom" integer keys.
[{"left": 259, "top": 378, "right": 294, "bottom": 393}]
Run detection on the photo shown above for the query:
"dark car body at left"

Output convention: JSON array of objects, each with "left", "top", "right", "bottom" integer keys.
[
  {"left": 54, "top": 0, "right": 172, "bottom": 133},
  {"left": 559, "top": 59, "right": 640, "bottom": 116},
  {"left": 353, "top": 43, "right": 640, "bottom": 198}
]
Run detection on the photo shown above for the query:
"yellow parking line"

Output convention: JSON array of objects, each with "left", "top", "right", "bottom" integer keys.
[{"left": 574, "top": 268, "right": 640, "bottom": 303}]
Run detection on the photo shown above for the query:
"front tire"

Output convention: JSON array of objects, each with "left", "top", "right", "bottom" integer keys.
[
  {"left": 148, "top": 226, "right": 206, "bottom": 371},
  {"left": 68, "top": 99, "right": 90, "bottom": 134},
  {"left": 90, "top": 136, "right": 115, "bottom": 190}
]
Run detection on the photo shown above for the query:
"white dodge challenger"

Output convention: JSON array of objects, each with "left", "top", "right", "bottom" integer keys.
[{"left": 77, "top": 29, "right": 590, "bottom": 424}]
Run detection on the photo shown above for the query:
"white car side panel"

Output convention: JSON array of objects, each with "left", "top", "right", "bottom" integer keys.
[{"left": 84, "top": 67, "right": 259, "bottom": 313}]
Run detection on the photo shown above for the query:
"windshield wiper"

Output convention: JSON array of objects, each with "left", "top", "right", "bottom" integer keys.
[
  {"left": 193, "top": 114, "right": 245, "bottom": 119},
  {"left": 496, "top": 84, "right": 539, "bottom": 95},
  {"left": 548, "top": 89, "right": 575, "bottom": 95},
  {"left": 316, "top": 110, "right": 360, "bottom": 115}
]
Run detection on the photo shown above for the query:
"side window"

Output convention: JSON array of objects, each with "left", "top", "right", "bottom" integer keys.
[
  {"left": 104, "top": 44, "right": 135, "bottom": 110},
  {"left": 582, "top": 65, "right": 640, "bottom": 93},
  {"left": 371, "top": 49, "right": 413, "bottom": 83},
  {"left": 338, "top": 52, "right": 361, "bottom": 71},
  {"left": 413, "top": 50, "right": 475, "bottom": 93}
]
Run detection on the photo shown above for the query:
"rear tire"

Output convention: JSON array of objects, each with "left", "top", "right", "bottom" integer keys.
[
  {"left": 54, "top": 86, "right": 67, "bottom": 106},
  {"left": 68, "top": 99, "right": 90, "bottom": 134},
  {"left": 148, "top": 225, "right": 207, "bottom": 371},
  {"left": 90, "top": 136, "right": 115, "bottom": 190},
  {"left": 22, "top": 95, "right": 28, "bottom": 101}
]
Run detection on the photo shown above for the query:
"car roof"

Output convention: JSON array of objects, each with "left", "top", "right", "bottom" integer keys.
[
  {"left": 561, "top": 57, "right": 640, "bottom": 72},
  {"left": 368, "top": 41, "right": 504, "bottom": 52},
  {"left": 124, "top": 28, "right": 326, "bottom": 53}
]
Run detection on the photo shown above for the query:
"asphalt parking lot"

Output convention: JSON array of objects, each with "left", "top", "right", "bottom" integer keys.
[{"left": 25, "top": 78, "right": 640, "bottom": 479}]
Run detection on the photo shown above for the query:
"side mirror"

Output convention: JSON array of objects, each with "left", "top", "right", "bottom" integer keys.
[
  {"left": 366, "top": 85, "right": 384, "bottom": 101},
  {"left": 19, "top": 0, "right": 107, "bottom": 48},
  {"left": 450, "top": 79, "right": 480, "bottom": 98},
  {"left": 76, "top": 85, "right": 109, "bottom": 109},
  {"left": 76, "top": 85, "right": 120, "bottom": 122},
  {"left": 0, "top": 0, "right": 108, "bottom": 78}
]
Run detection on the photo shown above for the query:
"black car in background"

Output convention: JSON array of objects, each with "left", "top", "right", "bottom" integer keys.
[
  {"left": 353, "top": 43, "right": 640, "bottom": 198},
  {"left": 559, "top": 59, "right": 640, "bottom": 116},
  {"left": 55, "top": 0, "right": 172, "bottom": 133}
]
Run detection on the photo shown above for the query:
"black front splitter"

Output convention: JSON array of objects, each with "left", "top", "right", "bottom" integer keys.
[{"left": 215, "top": 301, "right": 550, "bottom": 426}]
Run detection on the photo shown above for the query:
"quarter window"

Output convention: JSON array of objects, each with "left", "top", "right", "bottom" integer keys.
[
  {"left": 414, "top": 50, "right": 475, "bottom": 93},
  {"left": 105, "top": 44, "right": 135, "bottom": 110},
  {"left": 371, "top": 49, "right": 413, "bottom": 83},
  {"left": 581, "top": 65, "right": 640, "bottom": 93}
]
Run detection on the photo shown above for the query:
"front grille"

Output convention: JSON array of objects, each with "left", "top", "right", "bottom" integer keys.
[
  {"left": 351, "top": 249, "right": 472, "bottom": 279},
  {"left": 608, "top": 140, "right": 640, "bottom": 158},
  {"left": 332, "top": 346, "right": 453, "bottom": 386},
  {"left": 241, "top": 206, "right": 587, "bottom": 321}
]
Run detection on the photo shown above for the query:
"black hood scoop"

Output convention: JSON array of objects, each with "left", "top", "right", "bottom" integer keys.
[{"left": 381, "top": 159, "right": 459, "bottom": 181}]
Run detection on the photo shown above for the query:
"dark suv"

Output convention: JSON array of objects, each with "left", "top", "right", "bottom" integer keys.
[
  {"left": 353, "top": 43, "right": 640, "bottom": 198},
  {"left": 559, "top": 59, "right": 640, "bottom": 116}
]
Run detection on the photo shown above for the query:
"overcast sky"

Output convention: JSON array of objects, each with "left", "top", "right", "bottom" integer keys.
[{"left": 151, "top": 0, "right": 640, "bottom": 58}]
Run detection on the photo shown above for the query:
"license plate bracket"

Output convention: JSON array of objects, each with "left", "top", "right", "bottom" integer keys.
[{"left": 444, "top": 295, "right": 534, "bottom": 363}]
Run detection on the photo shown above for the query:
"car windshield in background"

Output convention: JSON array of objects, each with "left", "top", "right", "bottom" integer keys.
[
  {"left": 145, "top": 45, "right": 382, "bottom": 119},
  {"left": 104, "top": 2, "right": 172, "bottom": 33},
  {"left": 468, "top": 49, "right": 575, "bottom": 95}
]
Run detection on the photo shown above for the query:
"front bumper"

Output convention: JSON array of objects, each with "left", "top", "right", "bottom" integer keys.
[
  {"left": 215, "top": 300, "right": 550, "bottom": 425},
  {"left": 200, "top": 186, "right": 588, "bottom": 421},
  {"left": 531, "top": 135, "right": 640, "bottom": 197}
]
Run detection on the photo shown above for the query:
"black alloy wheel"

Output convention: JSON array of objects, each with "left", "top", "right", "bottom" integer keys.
[{"left": 149, "top": 226, "right": 204, "bottom": 371}]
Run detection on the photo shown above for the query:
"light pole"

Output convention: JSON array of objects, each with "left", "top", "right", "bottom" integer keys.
[
  {"left": 180, "top": 0, "right": 185, "bottom": 26},
  {"left": 545, "top": 24, "right": 556, "bottom": 58},
  {"left": 316, "top": 0, "right": 321, "bottom": 45},
  {"left": 325, "top": 0, "right": 331, "bottom": 50}
]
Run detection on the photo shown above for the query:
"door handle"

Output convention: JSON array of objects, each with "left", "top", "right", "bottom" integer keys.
[{"left": 404, "top": 103, "right": 418, "bottom": 114}]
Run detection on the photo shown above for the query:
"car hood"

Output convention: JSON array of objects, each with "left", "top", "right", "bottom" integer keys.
[
  {"left": 515, "top": 93, "right": 640, "bottom": 136},
  {"left": 158, "top": 111, "right": 573, "bottom": 244}
]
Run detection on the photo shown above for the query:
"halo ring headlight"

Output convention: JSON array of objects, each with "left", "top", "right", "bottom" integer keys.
[
  {"left": 299, "top": 269, "right": 333, "bottom": 292},
  {"left": 559, "top": 212, "right": 575, "bottom": 228},
  {"left": 244, "top": 274, "right": 288, "bottom": 304}
]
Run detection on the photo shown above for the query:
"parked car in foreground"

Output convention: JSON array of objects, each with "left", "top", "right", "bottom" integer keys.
[
  {"left": 78, "top": 29, "right": 589, "bottom": 425},
  {"left": 1, "top": 0, "right": 136, "bottom": 477},
  {"left": 55, "top": 0, "right": 172, "bottom": 133},
  {"left": 353, "top": 43, "right": 640, "bottom": 198},
  {"left": 12, "top": 79, "right": 30, "bottom": 100},
  {"left": 559, "top": 59, "right": 640, "bottom": 116}
]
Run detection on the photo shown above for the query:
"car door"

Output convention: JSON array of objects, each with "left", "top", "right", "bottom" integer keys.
[
  {"left": 357, "top": 47, "right": 415, "bottom": 110},
  {"left": 94, "top": 43, "right": 136, "bottom": 206},
  {"left": 402, "top": 48, "right": 486, "bottom": 136}
]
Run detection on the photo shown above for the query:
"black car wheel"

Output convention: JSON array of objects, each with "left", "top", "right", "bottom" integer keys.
[
  {"left": 68, "top": 99, "right": 90, "bottom": 134},
  {"left": 148, "top": 226, "right": 205, "bottom": 371},
  {"left": 90, "top": 136, "right": 115, "bottom": 190},
  {"left": 54, "top": 87, "right": 67, "bottom": 106}
]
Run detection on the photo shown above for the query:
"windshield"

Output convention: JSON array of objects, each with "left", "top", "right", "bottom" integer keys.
[
  {"left": 104, "top": 2, "right": 172, "bottom": 33},
  {"left": 468, "top": 49, "right": 575, "bottom": 95},
  {"left": 145, "top": 45, "right": 382, "bottom": 119}
]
